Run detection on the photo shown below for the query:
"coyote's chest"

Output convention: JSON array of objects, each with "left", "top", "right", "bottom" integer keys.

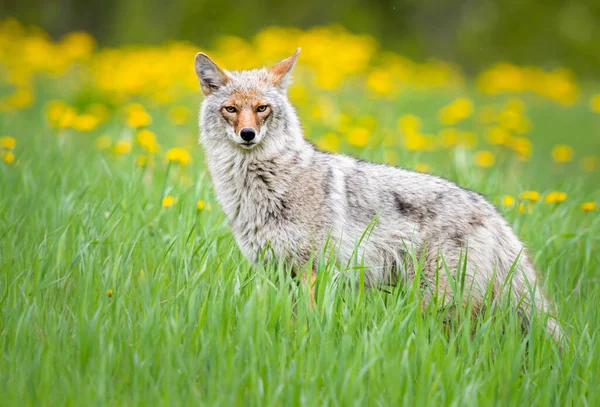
[{"left": 209, "top": 154, "right": 298, "bottom": 262}]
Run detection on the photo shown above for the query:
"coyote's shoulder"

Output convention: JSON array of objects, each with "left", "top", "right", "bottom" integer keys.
[{"left": 194, "top": 49, "right": 562, "bottom": 341}]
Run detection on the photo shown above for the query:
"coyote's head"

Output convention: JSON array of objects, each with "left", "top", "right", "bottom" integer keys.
[{"left": 195, "top": 49, "right": 302, "bottom": 153}]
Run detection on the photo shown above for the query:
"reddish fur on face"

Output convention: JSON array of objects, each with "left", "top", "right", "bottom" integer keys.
[{"left": 221, "top": 90, "right": 271, "bottom": 135}]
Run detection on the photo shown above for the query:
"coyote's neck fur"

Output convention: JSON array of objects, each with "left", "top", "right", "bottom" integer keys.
[
  {"left": 194, "top": 49, "right": 562, "bottom": 342},
  {"left": 202, "top": 124, "right": 307, "bottom": 226}
]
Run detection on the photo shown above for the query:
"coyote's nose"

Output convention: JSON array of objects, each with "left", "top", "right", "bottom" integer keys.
[{"left": 240, "top": 128, "right": 256, "bottom": 142}]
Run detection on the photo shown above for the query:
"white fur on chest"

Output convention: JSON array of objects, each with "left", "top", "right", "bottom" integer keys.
[{"left": 205, "top": 144, "right": 302, "bottom": 263}]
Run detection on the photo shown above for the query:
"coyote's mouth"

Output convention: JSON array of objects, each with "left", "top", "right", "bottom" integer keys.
[{"left": 239, "top": 141, "right": 257, "bottom": 150}]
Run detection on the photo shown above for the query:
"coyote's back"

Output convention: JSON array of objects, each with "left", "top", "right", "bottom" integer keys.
[{"left": 193, "top": 49, "right": 562, "bottom": 342}]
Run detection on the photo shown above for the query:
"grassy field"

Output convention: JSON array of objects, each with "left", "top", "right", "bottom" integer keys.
[{"left": 1, "top": 21, "right": 600, "bottom": 405}]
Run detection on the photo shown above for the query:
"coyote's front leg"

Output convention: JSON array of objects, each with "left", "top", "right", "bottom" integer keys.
[{"left": 293, "top": 262, "right": 317, "bottom": 308}]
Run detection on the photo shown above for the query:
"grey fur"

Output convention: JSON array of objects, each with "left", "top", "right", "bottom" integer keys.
[{"left": 195, "top": 51, "right": 562, "bottom": 341}]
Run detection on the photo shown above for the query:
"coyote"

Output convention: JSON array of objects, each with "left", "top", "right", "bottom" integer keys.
[{"left": 194, "top": 49, "right": 561, "bottom": 341}]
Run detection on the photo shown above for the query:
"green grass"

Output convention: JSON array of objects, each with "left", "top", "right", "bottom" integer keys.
[{"left": 1, "top": 80, "right": 600, "bottom": 406}]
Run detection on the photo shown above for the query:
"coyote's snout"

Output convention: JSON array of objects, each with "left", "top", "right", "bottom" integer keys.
[{"left": 194, "top": 49, "right": 563, "bottom": 343}]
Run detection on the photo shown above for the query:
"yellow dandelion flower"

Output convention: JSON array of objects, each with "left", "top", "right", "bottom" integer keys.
[
  {"left": 486, "top": 127, "right": 508, "bottom": 145},
  {"left": 168, "top": 106, "right": 191, "bottom": 125},
  {"left": 197, "top": 200, "right": 205, "bottom": 211},
  {"left": 544, "top": 191, "right": 567, "bottom": 204},
  {"left": 113, "top": 140, "right": 132, "bottom": 155},
  {"left": 520, "top": 190, "right": 540, "bottom": 202},
  {"left": 311, "top": 105, "right": 324, "bottom": 120},
  {"left": 162, "top": 195, "right": 176, "bottom": 208},
  {"left": 315, "top": 67, "right": 343, "bottom": 90},
  {"left": 581, "top": 202, "right": 596, "bottom": 212},
  {"left": 397, "top": 114, "right": 422, "bottom": 134},
  {"left": 45, "top": 100, "right": 79, "bottom": 129},
  {"left": 95, "top": 135, "right": 112, "bottom": 150},
  {"left": 107, "top": 289, "right": 113, "bottom": 298},
  {"left": 8, "top": 88, "right": 34, "bottom": 108},
  {"left": 580, "top": 156, "right": 598, "bottom": 172},
  {"left": 346, "top": 127, "right": 370, "bottom": 148},
  {"left": 0, "top": 136, "right": 16, "bottom": 149},
  {"left": 46, "top": 100, "right": 68, "bottom": 123},
  {"left": 452, "top": 97, "right": 474, "bottom": 118},
  {"left": 125, "top": 103, "right": 151, "bottom": 128},
  {"left": 335, "top": 113, "right": 353, "bottom": 133},
  {"left": 514, "top": 116, "right": 532, "bottom": 135},
  {"left": 590, "top": 94, "right": 600, "bottom": 113},
  {"left": 474, "top": 150, "right": 495, "bottom": 168},
  {"left": 438, "top": 97, "right": 473, "bottom": 125},
  {"left": 403, "top": 132, "right": 426, "bottom": 151},
  {"left": 511, "top": 136, "right": 532, "bottom": 157},
  {"left": 61, "top": 31, "right": 96, "bottom": 59},
  {"left": 366, "top": 69, "right": 396, "bottom": 96},
  {"left": 519, "top": 203, "right": 534, "bottom": 214},
  {"left": 502, "top": 195, "right": 515, "bottom": 207},
  {"left": 2, "top": 151, "right": 15, "bottom": 164},
  {"left": 57, "top": 107, "right": 78, "bottom": 129},
  {"left": 437, "top": 106, "right": 457, "bottom": 126},
  {"left": 415, "top": 162, "right": 430, "bottom": 173},
  {"left": 498, "top": 109, "right": 522, "bottom": 132},
  {"left": 551, "top": 145, "right": 574, "bottom": 163},
  {"left": 73, "top": 114, "right": 99, "bottom": 132},
  {"left": 136, "top": 129, "right": 159, "bottom": 153},
  {"left": 127, "top": 110, "right": 152, "bottom": 128},
  {"left": 166, "top": 147, "right": 191, "bottom": 166}
]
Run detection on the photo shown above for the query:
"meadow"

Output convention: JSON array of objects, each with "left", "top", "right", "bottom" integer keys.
[{"left": 1, "top": 19, "right": 600, "bottom": 405}]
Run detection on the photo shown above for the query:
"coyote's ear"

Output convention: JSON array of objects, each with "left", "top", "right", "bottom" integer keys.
[
  {"left": 194, "top": 52, "right": 229, "bottom": 95},
  {"left": 269, "top": 48, "right": 300, "bottom": 89}
]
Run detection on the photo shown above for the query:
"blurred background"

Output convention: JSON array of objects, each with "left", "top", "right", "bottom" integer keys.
[
  {"left": 1, "top": 0, "right": 599, "bottom": 192},
  {"left": 3, "top": 0, "right": 600, "bottom": 77}
]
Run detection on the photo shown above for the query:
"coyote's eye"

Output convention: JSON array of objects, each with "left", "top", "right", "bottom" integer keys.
[
  {"left": 224, "top": 106, "right": 237, "bottom": 113},
  {"left": 256, "top": 105, "right": 268, "bottom": 113}
]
